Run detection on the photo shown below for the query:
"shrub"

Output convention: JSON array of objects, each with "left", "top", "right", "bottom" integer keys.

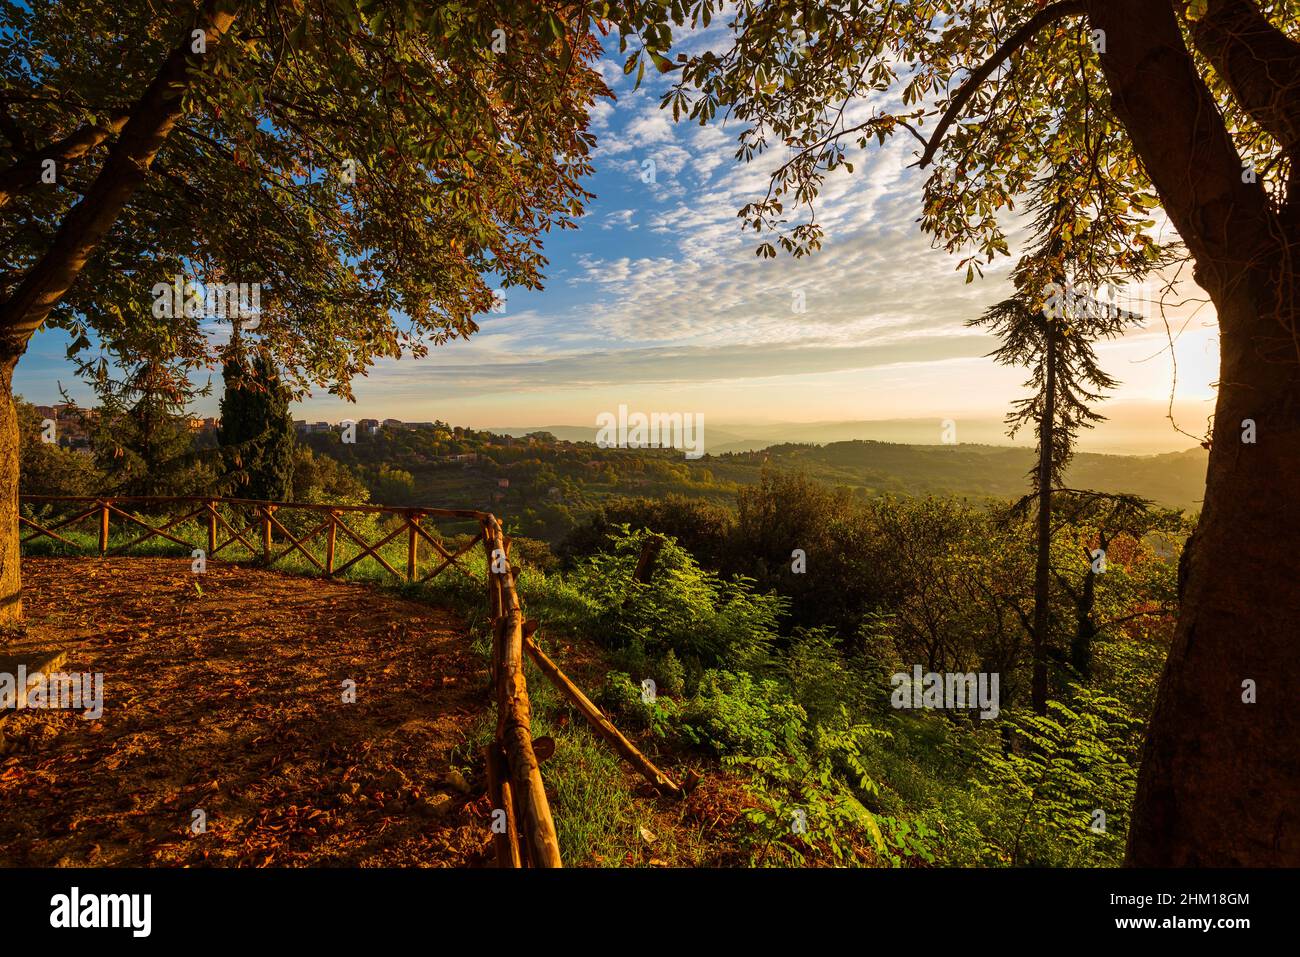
[
  {"left": 571, "top": 527, "right": 785, "bottom": 684},
  {"left": 727, "top": 718, "right": 890, "bottom": 866},
  {"left": 969, "top": 689, "right": 1141, "bottom": 866},
  {"left": 595, "top": 671, "right": 677, "bottom": 738},
  {"left": 678, "top": 670, "right": 805, "bottom": 757},
  {"left": 558, "top": 495, "right": 735, "bottom": 569}
]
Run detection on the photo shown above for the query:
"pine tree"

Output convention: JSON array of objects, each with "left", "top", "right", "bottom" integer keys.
[
  {"left": 90, "top": 356, "right": 211, "bottom": 497},
  {"left": 971, "top": 294, "right": 1127, "bottom": 713},
  {"left": 968, "top": 169, "right": 1158, "bottom": 714}
]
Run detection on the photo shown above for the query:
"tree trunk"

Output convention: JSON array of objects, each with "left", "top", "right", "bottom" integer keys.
[
  {"left": 0, "top": 4, "right": 235, "bottom": 629},
  {"left": 632, "top": 533, "right": 664, "bottom": 584},
  {"left": 1127, "top": 278, "right": 1300, "bottom": 865},
  {"left": 1031, "top": 326, "right": 1057, "bottom": 715},
  {"left": 1070, "top": 566, "right": 1096, "bottom": 681},
  {"left": 1082, "top": 0, "right": 1299, "bottom": 864},
  {"left": 0, "top": 350, "right": 23, "bottom": 624}
]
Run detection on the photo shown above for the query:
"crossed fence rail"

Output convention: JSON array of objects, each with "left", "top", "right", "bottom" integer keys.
[{"left": 18, "top": 494, "right": 683, "bottom": 867}]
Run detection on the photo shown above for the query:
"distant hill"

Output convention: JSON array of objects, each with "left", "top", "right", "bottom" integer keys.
[
  {"left": 759, "top": 441, "right": 1207, "bottom": 511},
  {"left": 493, "top": 421, "right": 1017, "bottom": 453},
  {"left": 495, "top": 423, "right": 770, "bottom": 452},
  {"left": 309, "top": 424, "right": 1209, "bottom": 542},
  {"left": 496, "top": 405, "right": 1210, "bottom": 456}
]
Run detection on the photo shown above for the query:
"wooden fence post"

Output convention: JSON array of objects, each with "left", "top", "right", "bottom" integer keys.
[
  {"left": 483, "top": 518, "right": 502, "bottom": 691},
  {"left": 326, "top": 511, "right": 337, "bottom": 575},
  {"left": 633, "top": 533, "right": 665, "bottom": 584},
  {"left": 484, "top": 743, "right": 522, "bottom": 868},
  {"left": 262, "top": 505, "right": 273, "bottom": 565},
  {"left": 485, "top": 515, "right": 562, "bottom": 868},
  {"left": 407, "top": 514, "right": 420, "bottom": 582},
  {"left": 206, "top": 500, "right": 217, "bottom": 556},
  {"left": 98, "top": 501, "right": 110, "bottom": 555}
]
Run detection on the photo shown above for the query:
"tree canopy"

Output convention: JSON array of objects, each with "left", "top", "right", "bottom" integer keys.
[
  {"left": 0, "top": 0, "right": 618, "bottom": 388},
  {"left": 658, "top": 0, "right": 1296, "bottom": 289}
]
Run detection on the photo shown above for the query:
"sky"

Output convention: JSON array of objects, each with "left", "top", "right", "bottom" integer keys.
[{"left": 14, "top": 29, "right": 1222, "bottom": 455}]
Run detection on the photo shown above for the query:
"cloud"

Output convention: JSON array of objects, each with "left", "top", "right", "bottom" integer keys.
[
  {"left": 365, "top": 331, "right": 996, "bottom": 397},
  {"left": 285, "top": 33, "right": 1216, "bottom": 431}
]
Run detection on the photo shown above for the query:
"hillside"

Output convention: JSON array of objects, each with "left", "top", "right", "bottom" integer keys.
[
  {"left": 304, "top": 425, "right": 1208, "bottom": 543},
  {"left": 767, "top": 442, "right": 1207, "bottom": 510},
  {"left": 12, "top": 436, "right": 1187, "bottom": 870}
]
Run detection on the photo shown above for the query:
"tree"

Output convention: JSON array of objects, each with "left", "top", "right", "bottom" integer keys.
[
  {"left": 291, "top": 445, "right": 369, "bottom": 506},
  {"left": 663, "top": 0, "right": 1300, "bottom": 864},
  {"left": 730, "top": 470, "right": 894, "bottom": 640},
  {"left": 0, "top": 0, "right": 631, "bottom": 621},
  {"left": 972, "top": 276, "right": 1136, "bottom": 710},
  {"left": 971, "top": 166, "right": 1142, "bottom": 714},
  {"left": 974, "top": 296, "right": 1100, "bottom": 713},
  {"left": 16, "top": 398, "right": 103, "bottom": 496},
  {"left": 559, "top": 493, "right": 736, "bottom": 570},
  {"left": 1046, "top": 492, "right": 1181, "bottom": 685},
  {"left": 367, "top": 462, "right": 415, "bottom": 504},
  {"left": 218, "top": 349, "right": 295, "bottom": 501},
  {"left": 88, "top": 353, "right": 214, "bottom": 497}
]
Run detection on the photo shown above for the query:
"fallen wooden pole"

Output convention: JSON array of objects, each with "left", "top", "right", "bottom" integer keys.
[
  {"left": 523, "top": 633, "right": 682, "bottom": 797},
  {"left": 486, "top": 518, "right": 563, "bottom": 867},
  {"left": 484, "top": 743, "right": 522, "bottom": 868}
]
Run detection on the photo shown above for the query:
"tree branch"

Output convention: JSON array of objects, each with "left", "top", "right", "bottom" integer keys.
[
  {"left": 1179, "top": 0, "right": 1300, "bottom": 159},
  {"left": 0, "top": 111, "right": 129, "bottom": 210},
  {"left": 1086, "top": 0, "right": 1274, "bottom": 294},
  {"left": 0, "top": 2, "right": 237, "bottom": 352},
  {"left": 0, "top": 101, "right": 32, "bottom": 153},
  {"left": 917, "top": 0, "right": 1087, "bottom": 168}
]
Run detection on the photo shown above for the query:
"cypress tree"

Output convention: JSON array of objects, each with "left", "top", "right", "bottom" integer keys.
[{"left": 218, "top": 349, "right": 295, "bottom": 501}]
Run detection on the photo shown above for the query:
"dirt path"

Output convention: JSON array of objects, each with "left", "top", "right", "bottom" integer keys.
[{"left": 0, "top": 557, "right": 494, "bottom": 867}]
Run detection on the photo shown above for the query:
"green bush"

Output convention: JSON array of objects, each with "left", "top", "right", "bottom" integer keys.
[
  {"left": 968, "top": 689, "right": 1141, "bottom": 866},
  {"left": 571, "top": 527, "right": 785, "bottom": 685},
  {"left": 678, "top": 670, "right": 805, "bottom": 757},
  {"left": 595, "top": 671, "right": 677, "bottom": 738},
  {"left": 727, "top": 718, "right": 890, "bottom": 866}
]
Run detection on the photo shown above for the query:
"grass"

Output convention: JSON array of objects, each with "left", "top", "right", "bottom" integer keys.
[{"left": 413, "top": 567, "right": 693, "bottom": 865}]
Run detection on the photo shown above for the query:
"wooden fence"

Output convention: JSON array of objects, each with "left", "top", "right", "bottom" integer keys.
[
  {"left": 18, "top": 494, "right": 683, "bottom": 867},
  {"left": 18, "top": 495, "right": 487, "bottom": 581}
]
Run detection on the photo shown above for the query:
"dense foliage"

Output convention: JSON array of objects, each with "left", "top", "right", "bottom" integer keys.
[
  {"left": 521, "top": 501, "right": 1175, "bottom": 866},
  {"left": 456, "top": 455, "right": 1182, "bottom": 866},
  {"left": 1, "top": 0, "right": 625, "bottom": 389},
  {"left": 218, "top": 350, "right": 296, "bottom": 501}
]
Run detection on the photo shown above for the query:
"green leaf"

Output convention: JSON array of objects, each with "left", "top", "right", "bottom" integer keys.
[{"left": 649, "top": 50, "right": 675, "bottom": 74}]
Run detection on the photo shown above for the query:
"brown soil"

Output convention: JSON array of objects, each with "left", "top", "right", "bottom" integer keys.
[{"left": 0, "top": 557, "right": 495, "bottom": 867}]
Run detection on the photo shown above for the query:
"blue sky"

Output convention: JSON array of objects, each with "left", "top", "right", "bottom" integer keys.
[{"left": 15, "top": 30, "right": 1221, "bottom": 453}]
